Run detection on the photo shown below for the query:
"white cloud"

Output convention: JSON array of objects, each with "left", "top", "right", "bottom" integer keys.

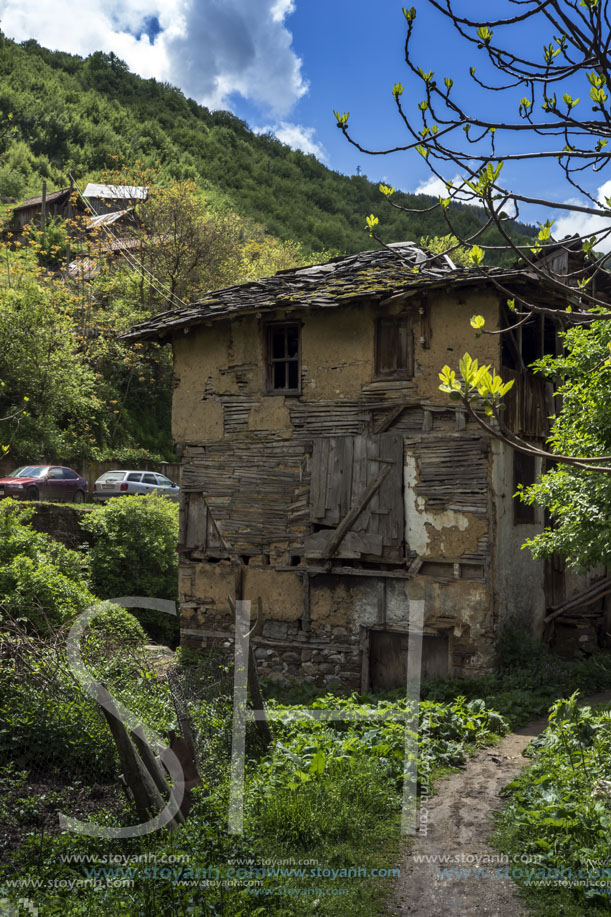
[
  {"left": 0, "top": 0, "right": 307, "bottom": 116},
  {"left": 553, "top": 181, "right": 611, "bottom": 252},
  {"left": 254, "top": 122, "right": 326, "bottom": 160},
  {"left": 414, "top": 173, "right": 469, "bottom": 200}
]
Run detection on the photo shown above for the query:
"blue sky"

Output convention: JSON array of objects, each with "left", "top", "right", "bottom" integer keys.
[{"left": 0, "top": 0, "right": 607, "bottom": 239}]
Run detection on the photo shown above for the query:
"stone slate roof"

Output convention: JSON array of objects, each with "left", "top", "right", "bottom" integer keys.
[{"left": 123, "top": 241, "right": 530, "bottom": 343}]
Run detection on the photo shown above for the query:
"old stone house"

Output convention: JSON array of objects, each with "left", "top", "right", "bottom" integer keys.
[{"left": 125, "top": 242, "right": 600, "bottom": 689}]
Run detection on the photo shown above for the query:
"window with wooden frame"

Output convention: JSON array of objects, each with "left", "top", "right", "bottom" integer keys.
[
  {"left": 513, "top": 451, "right": 537, "bottom": 525},
  {"left": 375, "top": 315, "right": 414, "bottom": 378},
  {"left": 265, "top": 323, "right": 301, "bottom": 394}
]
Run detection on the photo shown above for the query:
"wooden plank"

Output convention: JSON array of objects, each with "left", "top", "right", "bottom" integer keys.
[
  {"left": 339, "top": 436, "right": 354, "bottom": 518},
  {"left": 322, "top": 464, "right": 391, "bottom": 560},
  {"left": 129, "top": 726, "right": 186, "bottom": 827},
  {"left": 325, "top": 436, "right": 341, "bottom": 525},
  {"left": 95, "top": 683, "right": 165, "bottom": 822},
  {"left": 310, "top": 438, "right": 328, "bottom": 520},
  {"left": 374, "top": 404, "right": 407, "bottom": 435}
]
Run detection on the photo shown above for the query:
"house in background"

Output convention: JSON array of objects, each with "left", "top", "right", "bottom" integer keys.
[
  {"left": 125, "top": 242, "right": 608, "bottom": 689},
  {"left": 11, "top": 186, "right": 82, "bottom": 231},
  {"left": 82, "top": 183, "right": 148, "bottom": 215}
]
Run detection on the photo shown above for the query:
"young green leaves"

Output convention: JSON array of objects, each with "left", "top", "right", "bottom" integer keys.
[
  {"left": 530, "top": 218, "right": 554, "bottom": 254},
  {"left": 333, "top": 110, "right": 350, "bottom": 128},
  {"left": 366, "top": 214, "right": 379, "bottom": 236},
  {"left": 439, "top": 353, "right": 514, "bottom": 415}
]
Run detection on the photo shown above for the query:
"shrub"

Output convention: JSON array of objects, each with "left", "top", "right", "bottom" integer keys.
[
  {"left": 80, "top": 496, "right": 179, "bottom": 645},
  {"left": 0, "top": 637, "right": 117, "bottom": 779},
  {"left": 495, "top": 694, "right": 611, "bottom": 911},
  {"left": 81, "top": 495, "right": 178, "bottom": 598},
  {"left": 0, "top": 499, "right": 93, "bottom": 632},
  {"left": 84, "top": 600, "right": 147, "bottom": 650}
]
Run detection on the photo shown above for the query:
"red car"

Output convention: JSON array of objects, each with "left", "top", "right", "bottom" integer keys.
[{"left": 0, "top": 465, "right": 88, "bottom": 503}]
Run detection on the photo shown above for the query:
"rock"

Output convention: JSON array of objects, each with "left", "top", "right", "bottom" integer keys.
[{"left": 262, "top": 621, "right": 288, "bottom": 639}]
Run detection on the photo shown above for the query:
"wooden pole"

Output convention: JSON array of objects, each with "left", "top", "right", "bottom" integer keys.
[
  {"left": 129, "top": 725, "right": 185, "bottom": 827},
  {"left": 41, "top": 181, "right": 47, "bottom": 234}
]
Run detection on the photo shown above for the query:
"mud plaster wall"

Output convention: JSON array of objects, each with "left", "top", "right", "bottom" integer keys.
[
  {"left": 180, "top": 560, "right": 495, "bottom": 685},
  {"left": 490, "top": 439, "right": 546, "bottom": 636},
  {"left": 404, "top": 451, "right": 488, "bottom": 560},
  {"left": 415, "top": 289, "right": 500, "bottom": 402},
  {"left": 171, "top": 291, "right": 502, "bottom": 444}
]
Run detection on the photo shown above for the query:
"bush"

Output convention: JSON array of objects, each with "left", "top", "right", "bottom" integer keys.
[
  {"left": 85, "top": 600, "right": 147, "bottom": 650},
  {"left": 81, "top": 496, "right": 179, "bottom": 645},
  {"left": 0, "top": 499, "right": 93, "bottom": 632},
  {"left": 495, "top": 694, "right": 611, "bottom": 912},
  {"left": 0, "top": 637, "right": 117, "bottom": 779}
]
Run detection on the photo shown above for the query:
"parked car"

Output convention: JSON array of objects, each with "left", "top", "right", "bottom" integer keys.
[
  {"left": 0, "top": 465, "right": 88, "bottom": 502},
  {"left": 92, "top": 470, "right": 180, "bottom": 502}
]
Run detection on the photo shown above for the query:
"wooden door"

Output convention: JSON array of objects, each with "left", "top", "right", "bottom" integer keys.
[{"left": 369, "top": 630, "right": 449, "bottom": 691}]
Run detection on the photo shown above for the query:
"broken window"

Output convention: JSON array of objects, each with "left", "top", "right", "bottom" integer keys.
[
  {"left": 513, "top": 451, "right": 536, "bottom": 525},
  {"left": 375, "top": 316, "right": 414, "bottom": 377},
  {"left": 266, "top": 323, "right": 300, "bottom": 393}
]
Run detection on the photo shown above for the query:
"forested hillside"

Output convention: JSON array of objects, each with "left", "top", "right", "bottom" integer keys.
[
  {"left": 0, "top": 34, "right": 534, "bottom": 257},
  {"left": 0, "top": 33, "right": 538, "bottom": 466}
]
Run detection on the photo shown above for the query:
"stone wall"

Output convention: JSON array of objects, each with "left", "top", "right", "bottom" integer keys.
[{"left": 28, "top": 502, "right": 95, "bottom": 550}]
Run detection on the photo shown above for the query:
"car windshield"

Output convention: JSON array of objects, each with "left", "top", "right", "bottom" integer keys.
[
  {"left": 98, "top": 472, "right": 126, "bottom": 482},
  {"left": 9, "top": 466, "right": 48, "bottom": 478}
]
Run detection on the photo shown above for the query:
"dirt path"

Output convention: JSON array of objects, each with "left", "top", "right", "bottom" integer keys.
[{"left": 389, "top": 691, "right": 611, "bottom": 917}]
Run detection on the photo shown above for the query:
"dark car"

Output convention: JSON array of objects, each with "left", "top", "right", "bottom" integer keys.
[{"left": 0, "top": 465, "right": 88, "bottom": 503}]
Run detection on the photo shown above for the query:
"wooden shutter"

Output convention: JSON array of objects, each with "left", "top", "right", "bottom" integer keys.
[
  {"left": 178, "top": 492, "right": 227, "bottom": 556},
  {"left": 375, "top": 316, "right": 414, "bottom": 377},
  {"left": 306, "top": 434, "right": 404, "bottom": 562}
]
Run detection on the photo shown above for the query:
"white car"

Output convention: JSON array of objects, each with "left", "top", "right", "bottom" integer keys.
[{"left": 93, "top": 470, "right": 180, "bottom": 502}]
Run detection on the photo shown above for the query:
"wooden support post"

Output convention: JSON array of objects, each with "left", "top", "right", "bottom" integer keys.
[
  {"left": 301, "top": 572, "right": 311, "bottom": 633},
  {"left": 41, "top": 181, "right": 47, "bottom": 234},
  {"left": 376, "top": 579, "right": 386, "bottom": 626},
  {"left": 128, "top": 726, "right": 185, "bottom": 827}
]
